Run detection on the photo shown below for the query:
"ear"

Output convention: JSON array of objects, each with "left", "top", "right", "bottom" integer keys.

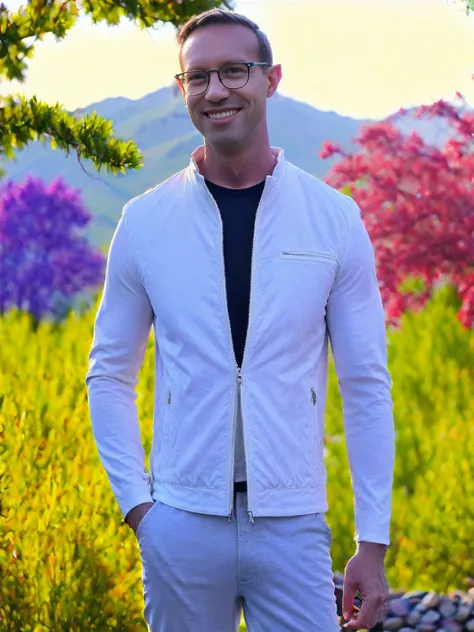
[{"left": 266, "top": 64, "right": 282, "bottom": 99}]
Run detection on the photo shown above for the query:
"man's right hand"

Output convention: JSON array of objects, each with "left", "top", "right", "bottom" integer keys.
[{"left": 125, "top": 502, "right": 154, "bottom": 536}]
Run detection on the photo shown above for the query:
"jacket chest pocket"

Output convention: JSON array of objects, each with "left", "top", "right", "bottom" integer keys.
[
  {"left": 280, "top": 251, "right": 339, "bottom": 264},
  {"left": 273, "top": 250, "right": 339, "bottom": 327}
]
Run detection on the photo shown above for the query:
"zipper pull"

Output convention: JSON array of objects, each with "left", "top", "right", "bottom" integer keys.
[
  {"left": 248, "top": 510, "right": 255, "bottom": 524},
  {"left": 167, "top": 390, "right": 172, "bottom": 405},
  {"left": 311, "top": 387, "right": 316, "bottom": 405},
  {"left": 237, "top": 366, "right": 242, "bottom": 384},
  {"left": 228, "top": 508, "right": 234, "bottom": 522}
]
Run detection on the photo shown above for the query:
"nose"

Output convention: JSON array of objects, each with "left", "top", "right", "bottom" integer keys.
[{"left": 205, "top": 70, "right": 230, "bottom": 101}]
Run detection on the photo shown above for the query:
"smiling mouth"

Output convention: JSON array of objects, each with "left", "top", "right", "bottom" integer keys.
[{"left": 205, "top": 109, "right": 241, "bottom": 120}]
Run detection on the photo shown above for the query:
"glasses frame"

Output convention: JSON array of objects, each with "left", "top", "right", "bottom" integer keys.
[{"left": 175, "top": 61, "right": 270, "bottom": 96}]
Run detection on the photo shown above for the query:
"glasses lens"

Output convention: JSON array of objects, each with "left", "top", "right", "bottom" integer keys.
[
  {"left": 182, "top": 71, "right": 209, "bottom": 96},
  {"left": 219, "top": 63, "right": 249, "bottom": 90}
]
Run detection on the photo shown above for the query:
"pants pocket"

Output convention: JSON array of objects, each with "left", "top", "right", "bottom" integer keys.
[
  {"left": 136, "top": 501, "right": 161, "bottom": 542},
  {"left": 315, "top": 512, "right": 333, "bottom": 548}
]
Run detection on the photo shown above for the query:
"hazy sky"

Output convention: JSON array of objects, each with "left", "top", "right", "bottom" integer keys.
[{"left": 3, "top": 0, "right": 474, "bottom": 118}]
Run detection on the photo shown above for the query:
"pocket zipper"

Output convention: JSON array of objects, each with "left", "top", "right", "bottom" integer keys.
[{"left": 281, "top": 251, "right": 338, "bottom": 263}]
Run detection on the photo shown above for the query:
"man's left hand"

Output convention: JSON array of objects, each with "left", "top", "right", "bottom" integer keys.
[{"left": 342, "top": 541, "right": 389, "bottom": 630}]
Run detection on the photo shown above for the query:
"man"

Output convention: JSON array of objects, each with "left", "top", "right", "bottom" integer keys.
[{"left": 86, "top": 8, "right": 395, "bottom": 632}]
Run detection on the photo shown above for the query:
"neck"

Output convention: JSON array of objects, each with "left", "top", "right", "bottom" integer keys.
[{"left": 199, "top": 138, "right": 277, "bottom": 189}]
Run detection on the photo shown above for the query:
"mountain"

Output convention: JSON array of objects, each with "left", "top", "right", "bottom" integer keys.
[{"left": 2, "top": 87, "right": 372, "bottom": 247}]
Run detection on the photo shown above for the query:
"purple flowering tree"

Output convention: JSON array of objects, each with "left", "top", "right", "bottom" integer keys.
[{"left": 0, "top": 176, "right": 105, "bottom": 321}]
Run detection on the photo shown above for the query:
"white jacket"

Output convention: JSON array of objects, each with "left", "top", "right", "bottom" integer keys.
[{"left": 86, "top": 146, "right": 395, "bottom": 545}]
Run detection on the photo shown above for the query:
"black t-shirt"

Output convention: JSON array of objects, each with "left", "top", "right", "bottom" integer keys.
[{"left": 205, "top": 179, "right": 265, "bottom": 368}]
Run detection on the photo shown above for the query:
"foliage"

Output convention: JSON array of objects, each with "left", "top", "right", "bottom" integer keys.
[
  {"left": 0, "top": 175, "right": 105, "bottom": 320},
  {"left": 1, "top": 289, "right": 473, "bottom": 628},
  {"left": 0, "top": 0, "right": 231, "bottom": 176},
  {"left": 325, "top": 287, "right": 474, "bottom": 592},
  {"left": 321, "top": 95, "right": 474, "bottom": 329}
]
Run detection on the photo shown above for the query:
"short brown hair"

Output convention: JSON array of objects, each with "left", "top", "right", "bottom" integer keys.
[{"left": 177, "top": 8, "right": 273, "bottom": 67}]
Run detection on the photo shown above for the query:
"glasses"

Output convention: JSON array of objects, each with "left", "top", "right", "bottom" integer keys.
[{"left": 175, "top": 62, "right": 270, "bottom": 96}]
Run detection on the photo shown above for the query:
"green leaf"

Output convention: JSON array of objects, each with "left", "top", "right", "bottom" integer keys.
[{"left": 1, "top": 0, "right": 233, "bottom": 174}]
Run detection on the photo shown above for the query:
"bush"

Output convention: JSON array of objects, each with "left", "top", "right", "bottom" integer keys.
[
  {"left": 0, "top": 176, "right": 105, "bottom": 322},
  {"left": 0, "top": 289, "right": 472, "bottom": 628},
  {"left": 325, "top": 287, "right": 474, "bottom": 591}
]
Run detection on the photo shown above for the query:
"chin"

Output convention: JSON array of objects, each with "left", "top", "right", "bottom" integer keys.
[{"left": 207, "top": 129, "right": 247, "bottom": 149}]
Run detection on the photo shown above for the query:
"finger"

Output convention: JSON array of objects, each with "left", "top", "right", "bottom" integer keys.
[
  {"left": 342, "top": 582, "right": 357, "bottom": 620},
  {"left": 353, "top": 598, "right": 382, "bottom": 630},
  {"left": 342, "top": 616, "right": 360, "bottom": 630}
]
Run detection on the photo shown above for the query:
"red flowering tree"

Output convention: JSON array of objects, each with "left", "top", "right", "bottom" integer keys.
[
  {"left": 0, "top": 176, "right": 105, "bottom": 321},
  {"left": 321, "top": 94, "right": 474, "bottom": 328}
]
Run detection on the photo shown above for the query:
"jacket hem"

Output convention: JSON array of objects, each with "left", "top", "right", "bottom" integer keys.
[
  {"left": 250, "top": 485, "right": 328, "bottom": 517},
  {"left": 153, "top": 481, "right": 230, "bottom": 516},
  {"left": 151, "top": 481, "right": 328, "bottom": 518}
]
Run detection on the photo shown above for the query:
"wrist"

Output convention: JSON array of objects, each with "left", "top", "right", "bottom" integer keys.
[{"left": 357, "top": 541, "right": 389, "bottom": 557}]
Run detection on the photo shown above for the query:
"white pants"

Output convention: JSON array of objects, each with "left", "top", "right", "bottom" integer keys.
[{"left": 136, "top": 491, "right": 340, "bottom": 632}]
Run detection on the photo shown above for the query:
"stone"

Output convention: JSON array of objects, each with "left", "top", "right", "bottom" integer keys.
[
  {"left": 382, "top": 616, "right": 405, "bottom": 629},
  {"left": 407, "top": 607, "right": 423, "bottom": 626},
  {"left": 420, "top": 609, "right": 441, "bottom": 625},
  {"left": 416, "top": 624, "right": 437, "bottom": 632},
  {"left": 403, "top": 589, "right": 428, "bottom": 603},
  {"left": 419, "top": 591, "right": 441, "bottom": 610},
  {"left": 438, "top": 598, "right": 457, "bottom": 619},
  {"left": 399, "top": 628, "right": 414, "bottom": 632},
  {"left": 388, "top": 597, "right": 411, "bottom": 618},
  {"left": 466, "top": 618, "right": 474, "bottom": 632},
  {"left": 454, "top": 600, "right": 473, "bottom": 622},
  {"left": 464, "top": 619, "right": 474, "bottom": 632},
  {"left": 437, "top": 622, "right": 462, "bottom": 632}
]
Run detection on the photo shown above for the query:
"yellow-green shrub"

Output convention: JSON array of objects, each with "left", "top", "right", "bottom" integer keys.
[
  {"left": 325, "top": 288, "right": 474, "bottom": 592},
  {"left": 0, "top": 288, "right": 472, "bottom": 629}
]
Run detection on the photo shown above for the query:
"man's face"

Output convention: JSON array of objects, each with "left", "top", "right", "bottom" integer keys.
[{"left": 178, "top": 24, "right": 281, "bottom": 152}]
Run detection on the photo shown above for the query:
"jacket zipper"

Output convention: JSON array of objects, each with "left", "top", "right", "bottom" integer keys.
[
  {"left": 209, "top": 192, "right": 243, "bottom": 520},
  {"left": 208, "top": 183, "right": 267, "bottom": 522},
  {"left": 240, "top": 185, "right": 267, "bottom": 524}
]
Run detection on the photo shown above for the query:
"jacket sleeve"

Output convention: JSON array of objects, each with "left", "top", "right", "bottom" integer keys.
[
  {"left": 85, "top": 207, "right": 154, "bottom": 523},
  {"left": 325, "top": 200, "right": 395, "bottom": 546}
]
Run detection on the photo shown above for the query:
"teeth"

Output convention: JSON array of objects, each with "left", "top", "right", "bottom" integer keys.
[{"left": 208, "top": 110, "right": 239, "bottom": 119}]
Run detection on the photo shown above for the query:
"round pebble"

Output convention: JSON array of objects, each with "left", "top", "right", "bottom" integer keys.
[
  {"left": 466, "top": 618, "right": 474, "bottom": 632},
  {"left": 382, "top": 616, "right": 405, "bottom": 630},
  {"left": 335, "top": 581, "right": 474, "bottom": 631},
  {"left": 420, "top": 609, "right": 441, "bottom": 625},
  {"left": 388, "top": 598, "right": 411, "bottom": 618},
  {"left": 454, "top": 600, "right": 473, "bottom": 622},
  {"left": 407, "top": 607, "right": 422, "bottom": 626},
  {"left": 420, "top": 591, "right": 441, "bottom": 611},
  {"left": 438, "top": 598, "right": 456, "bottom": 619}
]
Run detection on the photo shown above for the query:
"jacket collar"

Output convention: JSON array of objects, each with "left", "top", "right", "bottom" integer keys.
[{"left": 187, "top": 145, "right": 287, "bottom": 195}]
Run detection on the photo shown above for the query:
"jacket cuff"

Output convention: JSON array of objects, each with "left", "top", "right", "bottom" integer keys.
[
  {"left": 354, "top": 528, "right": 391, "bottom": 546},
  {"left": 118, "top": 487, "right": 154, "bottom": 523}
]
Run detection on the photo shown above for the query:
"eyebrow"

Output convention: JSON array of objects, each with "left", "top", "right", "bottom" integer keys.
[{"left": 183, "top": 60, "right": 245, "bottom": 71}]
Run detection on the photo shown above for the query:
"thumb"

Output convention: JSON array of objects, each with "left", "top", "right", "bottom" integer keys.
[{"left": 342, "top": 574, "right": 357, "bottom": 621}]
